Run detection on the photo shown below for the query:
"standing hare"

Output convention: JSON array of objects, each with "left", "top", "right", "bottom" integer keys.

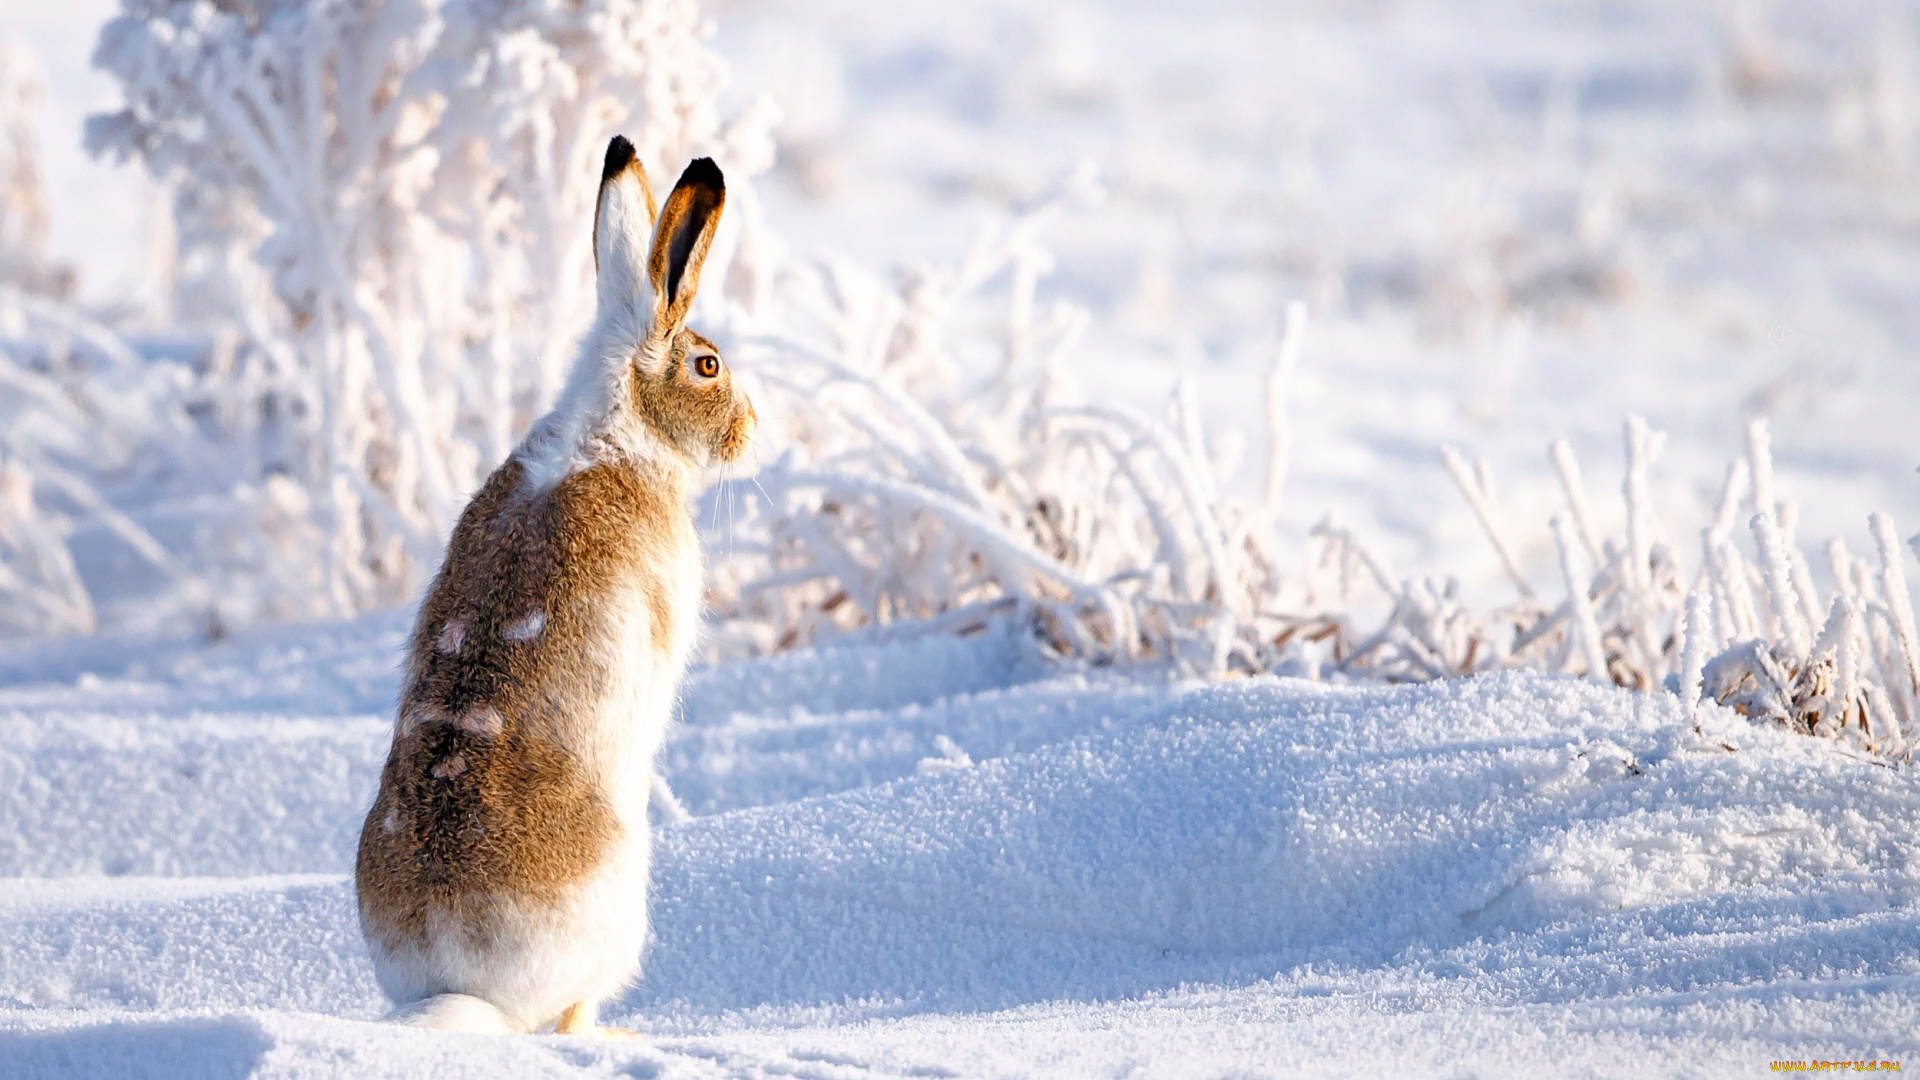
[{"left": 355, "top": 138, "right": 753, "bottom": 1035}]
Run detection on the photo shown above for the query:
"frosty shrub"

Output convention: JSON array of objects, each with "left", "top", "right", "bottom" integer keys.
[
  {"left": 698, "top": 178, "right": 1920, "bottom": 758},
  {"left": 88, "top": 0, "right": 777, "bottom": 614},
  {"left": 1309, "top": 417, "right": 1920, "bottom": 758},
  {"left": 0, "top": 287, "right": 223, "bottom": 636},
  {"left": 0, "top": 36, "right": 205, "bottom": 636},
  {"left": 701, "top": 171, "right": 1301, "bottom": 674}
]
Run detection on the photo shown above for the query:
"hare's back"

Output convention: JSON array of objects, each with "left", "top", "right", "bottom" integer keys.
[
  {"left": 415, "top": 459, "right": 679, "bottom": 678},
  {"left": 357, "top": 460, "right": 682, "bottom": 945}
]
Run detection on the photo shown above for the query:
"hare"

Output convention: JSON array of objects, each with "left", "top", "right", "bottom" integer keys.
[{"left": 354, "top": 137, "right": 754, "bottom": 1036}]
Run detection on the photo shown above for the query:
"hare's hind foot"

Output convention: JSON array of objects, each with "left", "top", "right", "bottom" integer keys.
[
  {"left": 554, "top": 1000, "right": 646, "bottom": 1040},
  {"left": 554, "top": 1000, "right": 596, "bottom": 1034}
]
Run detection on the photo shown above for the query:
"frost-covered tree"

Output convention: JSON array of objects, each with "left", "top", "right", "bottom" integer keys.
[{"left": 88, "top": 0, "right": 776, "bottom": 611}]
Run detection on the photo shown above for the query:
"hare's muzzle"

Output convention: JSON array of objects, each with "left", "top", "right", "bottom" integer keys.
[{"left": 718, "top": 395, "right": 757, "bottom": 463}]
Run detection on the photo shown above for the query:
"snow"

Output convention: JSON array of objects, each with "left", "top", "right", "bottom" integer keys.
[
  {"left": 7, "top": 0, "right": 1920, "bottom": 1074},
  {"left": 1, "top": 611, "right": 1917, "bottom": 1075}
]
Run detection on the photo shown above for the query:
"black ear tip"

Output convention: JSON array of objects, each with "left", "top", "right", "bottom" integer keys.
[
  {"left": 602, "top": 136, "right": 637, "bottom": 184},
  {"left": 679, "top": 156, "right": 725, "bottom": 193}
]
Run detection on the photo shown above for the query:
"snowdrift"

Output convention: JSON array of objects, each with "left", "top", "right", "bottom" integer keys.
[{"left": 1, "top": 616, "right": 1916, "bottom": 1075}]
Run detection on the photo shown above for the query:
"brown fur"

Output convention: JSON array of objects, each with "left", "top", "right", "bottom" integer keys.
[
  {"left": 355, "top": 458, "right": 690, "bottom": 950},
  {"left": 631, "top": 330, "right": 756, "bottom": 465}
]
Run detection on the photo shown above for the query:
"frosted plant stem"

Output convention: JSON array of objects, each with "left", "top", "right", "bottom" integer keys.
[
  {"left": 1443, "top": 446, "right": 1535, "bottom": 601},
  {"left": 86, "top": 0, "right": 774, "bottom": 622},
  {"left": 1863, "top": 684, "right": 1902, "bottom": 754},
  {"left": 1264, "top": 300, "right": 1307, "bottom": 516},
  {"left": 783, "top": 469, "right": 1111, "bottom": 597},
  {"left": 1549, "top": 438, "right": 1602, "bottom": 566},
  {"left": 1175, "top": 374, "right": 1216, "bottom": 504},
  {"left": 1622, "top": 416, "right": 1662, "bottom": 591},
  {"left": 32, "top": 465, "right": 184, "bottom": 580},
  {"left": 1830, "top": 595, "right": 1862, "bottom": 741},
  {"left": 1803, "top": 596, "right": 1852, "bottom": 735},
  {"left": 1311, "top": 517, "right": 1400, "bottom": 598},
  {"left": 760, "top": 342, "right": 999, "bottom": 512},
  {"left": 1871, "top": 514, "right": 1920, "bottom": 720},
  {"left": 1864, "top": 605, "right": 1912, "bottom": 752},
  {"left": 1746, "top": 417, "right": 1776, "bottom": 528},
  {"left": 1679, "top": 589, "right": 1713, "bottom": 732},
  {"left": 1751, "top": 511, "right": 1809, "bottom": 655},
  {"left": 1718, "top": 538, "right": 1763, "bottom": 640},
  {"left": 1063, "top": 404, "right": 1231, "bottom": 598},
  {"left": 1554, "top": 514, "right": 1610, "bottom": 684},
  {"left": 1710, "top": 458, "right": 1751, "bottom": 543},
  {"left": 1827, "top": 539, "right": 1859, "bottom": 598},
  {"left": 1774, "top": 499, "right": 1823, "bottom": 628}
]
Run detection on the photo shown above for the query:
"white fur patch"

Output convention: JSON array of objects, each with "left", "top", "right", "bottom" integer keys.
[
  {"left": 431, "top": 753, "right": 467, "bottom": 780},
  {"left": 398, "top": 706, "right": 440, "bottom": 738},
  {"left": 458, "top": 706, "right": 505, "bottom": 738},
  {"left": 436, "top": 620, "right": 466, "bottom": 654},
  {"left": 504, "top": 610, "right": 546, "bottom": 642},
  {"left": 382, "top": 808, "right": 403, "bottom": 835}
]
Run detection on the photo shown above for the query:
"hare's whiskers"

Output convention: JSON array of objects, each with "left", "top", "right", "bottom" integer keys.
[
  {"left": 745, "top": 438, "right": 774, "bottom": 510},
  {"left": 704, "top": 470, "right": 724, "bottom": 540},
  {"left": 723, "top": 463, "right": 738, "bottom": 560}
]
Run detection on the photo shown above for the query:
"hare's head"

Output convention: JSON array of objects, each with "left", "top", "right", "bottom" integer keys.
[{"left": 594, "top": 136, "right": 756, "bottom": 465}]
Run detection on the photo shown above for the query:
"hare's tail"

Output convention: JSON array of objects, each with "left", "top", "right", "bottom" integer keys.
[{"left": 389, "top": 993, "right": 516, "bottom": 1033}]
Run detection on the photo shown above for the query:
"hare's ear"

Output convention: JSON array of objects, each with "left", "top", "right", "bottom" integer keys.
[
  {"left": 647, "top": 158, "right": 726, "bottom": 332},
  {"left": 593, "top": 135, "right": 658, "bottom": 315}
]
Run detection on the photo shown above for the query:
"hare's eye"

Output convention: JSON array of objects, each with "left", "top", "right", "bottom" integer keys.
[{"left": 693, "top": 354, "right": 721, "bottom": 379}]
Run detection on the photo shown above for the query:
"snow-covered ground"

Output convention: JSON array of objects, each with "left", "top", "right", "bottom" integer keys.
[{"left": 1, "top": 613, "right": 1916, "bottom": 1076}]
